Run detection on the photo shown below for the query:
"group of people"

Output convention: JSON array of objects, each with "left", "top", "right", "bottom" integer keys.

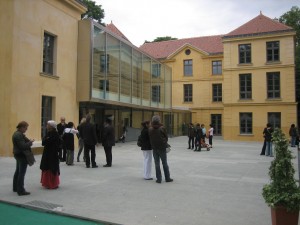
[
  {"left": 187, "top": 123, "right": 214, "bottom": 151},
  {"left": 260, "top": 123, "right": 300, "bottom": 157},
  {"left": 12, "top": 114, "right": 115, "bottom": 196}
]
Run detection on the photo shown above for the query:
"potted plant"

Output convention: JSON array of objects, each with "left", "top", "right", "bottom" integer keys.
[{"left": 262, "top": 128, "right": 300, "bottom": 225}]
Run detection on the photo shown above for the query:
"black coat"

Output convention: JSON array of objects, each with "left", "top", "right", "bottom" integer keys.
[
  {"left": 140, "top": 127, "right": 152, "bottom": 150},
  {"left": 101, "top": 124, "right": 115, "bottom": 147},
  {"left": 148, "top": 123, "right": 168, "bottom": 151},
  {"left": 263, "top": 127, "right": 273, "bottom": 142},
  {"left": 81, "top": 122, "right": 98, "bottom": 145},
  {"left": 57, "top": 123, "right": 66, "bottom": 136},
  {"left": 40, "top": 130, "right": 61, "bottom": 175}
]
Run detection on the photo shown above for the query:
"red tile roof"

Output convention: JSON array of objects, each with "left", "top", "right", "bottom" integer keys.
[
  {"left": 224, "top": 13, "right": 293, "bottom": 38},
  {"left": 106, "top": 22, "right": 131, "bottom": 43},
  {"left": 139, "top": 35, "right": 224, "bottom": 59}
]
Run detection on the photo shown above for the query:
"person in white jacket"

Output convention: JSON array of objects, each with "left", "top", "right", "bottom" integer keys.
[{"left": 62, "top": 122, "right": 78, "bottom": 165}]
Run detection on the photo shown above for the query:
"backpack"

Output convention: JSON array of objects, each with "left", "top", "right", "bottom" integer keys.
[{"left": 137, "top": 135, "right": 142, "bottom": 147}]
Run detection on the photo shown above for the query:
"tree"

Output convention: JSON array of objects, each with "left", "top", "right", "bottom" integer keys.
[
  {"left": 144, "top": 36, "right": 178, "bottom": 43},
  {"left": 279, "top": 6, "right": 300, "bottom": 46},
  {"left": 81, "top": 0, "right": 105, "bottom": 25},
  {"left": 279, "top": 6, "right": 300, "bottom": 126}
]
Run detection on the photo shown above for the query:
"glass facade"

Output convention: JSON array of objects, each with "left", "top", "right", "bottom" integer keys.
[
  {"left": 91, "top": 23, "right": 172, "bottom": 109},
  {"left": 78, "top": 20, "right": 191, "bottom": 139}
]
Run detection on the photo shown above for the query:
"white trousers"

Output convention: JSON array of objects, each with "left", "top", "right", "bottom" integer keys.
[{"left": 143, "top": 150, "right": 153, "bottom": 179}]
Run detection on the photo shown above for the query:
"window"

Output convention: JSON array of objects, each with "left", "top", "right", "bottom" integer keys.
[
  {"left": 152, "top": 63, "right": 161, "bottom": 77},
  {"left": 266, "top": 41, "right": 279, "bottom": 62},
  {"left": 43, "top": 33, "right": 55, "bottom": 74},
  {"left": 100, "top": 54, "right": 110, "bottom": 72},
  {"left": 41, "top": 96, "right": 53, "bottom": 138},
  {"left": 268, "top": 112, "right": 281, "bottom": 129},
  {"left": 211, "top": 114, "right": 222, "bottom": 135},
  {"left": 267, "top": 72, "right": 280, "bottom": 99},
  {"left": 152, "top": 85, "right": 160, "bottom": 102},
  {"left": 184, "top": 60, "right": 193, "bottom": 76},
  {"left": 212, "top": 61, "right": 222, "bottom": 75},
  {"left": 239, "top": 44, "right": 251, "bottom": 64},
  {"left": 240, "top": 113, "right": 252, "bottom": 134},
  {"left": 184, "top": 84, "right": 193, "bottom": 102},
  {"left": 212, "top": 84, "right": 222, "bottom": 102},
  {"left": 100, "top": 80, "right": 109, "bottom": 91},
  {"left": 185, "top": 49, "right": 191, "bottom": 55},
  {"left": 239, "top": 74, "right": 252, "bottom": 99}
]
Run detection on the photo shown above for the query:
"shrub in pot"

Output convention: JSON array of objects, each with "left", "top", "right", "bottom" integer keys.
[{"left": 262, "top": 128, "right": 300, "bottom": 225}]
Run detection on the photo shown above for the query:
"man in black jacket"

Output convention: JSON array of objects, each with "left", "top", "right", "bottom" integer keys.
[
  {"left": 101, "top": 118, "right": 115, "bottom": 167},
  {"left": 81, "top": 114, "right": 98, "bottom": 168}
]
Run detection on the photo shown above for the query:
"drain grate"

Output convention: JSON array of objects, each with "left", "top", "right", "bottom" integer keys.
[{"left": 25, "top": 200, "right": 63, "bottom": 211}]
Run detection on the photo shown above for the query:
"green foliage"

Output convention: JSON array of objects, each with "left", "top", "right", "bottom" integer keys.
[
  {"left": 262, "top": 128, "right": 300, "bottom": 212},
  {"left": 81, "top": 0, "right": 105, "bottom": 25},
  {"left": 279, "top": 6, "right": 300, "bottom": 46},
  {"left": 279, "top": 6, "right": 300, "bottom": 101},
  {"left": 144, "top": 36, "right": 178, "bottom": 43}
]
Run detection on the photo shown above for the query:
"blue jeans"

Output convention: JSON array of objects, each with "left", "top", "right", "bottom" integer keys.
[
  {"left": 291, "top": 137, "right": 296, "bottom": 147},
  {"left": 13, "top": 156, "right": 28, "bottom": 193},
  {"left": 153, "top": 149, "right": 171, "bottom": 181},
  {"left": 265, "top": 142, "right": 273, "bottom": 157}
]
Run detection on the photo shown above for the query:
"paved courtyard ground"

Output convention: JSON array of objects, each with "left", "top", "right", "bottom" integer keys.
[{"left": 0, "top": 136, "right": 299, "bottom": 225}]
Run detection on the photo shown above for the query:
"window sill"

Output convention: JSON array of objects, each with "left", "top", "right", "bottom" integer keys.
[
  {"left": 265, "top": 61, "right": 281, "bottom": 65},
  {"left": 265, "top": 98, "right": 282, "bottom": 101},
  {"left": 238, "top": 99, "right": 253, "bottom": 102},
  {"left": 238, "top": 134, "right": 254, "bottom": 136},
  {"left": 237, "top": 63, "right": 253, "bottom": 66},
  {"left": 40, "top": 72, "right": 59, "bottom": 80}
]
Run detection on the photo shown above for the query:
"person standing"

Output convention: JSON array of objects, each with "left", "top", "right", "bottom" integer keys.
[
  {"left": 208, "top": 124, "right": 214, "bottom": 147},
  {"left": 201, "top": 124, "right": 207, "bottom": 146},
  {"left": 101, "top": 118, "right": 115, "bottom": 167},
  {"left": 148, "top": 115, "right": 173, "bottom": 183},
  {"left": 289, "top": 124, "right": 298, "bottom": 147},
  {"left": 194, "top": 123, "right": 202, "bottom": 152},
  {"left": 264, "top": 123, "right": 274, "bottom": 157},
  {"left": 57, "top": 117, "right": 67, "bottom": 162},
  {"left": 40, "top": 120, "right": 61, "bottom": 189},
  {"left": 76, "top": 118, "right": 86, "bottom": 162},
  {"left": 81, "top": 114, "right": 98, "bottom": 168},
  {"left": 63, "top": 122, "right": 78, "bottom": 165},
  {"left": 12, "top": 121, "right": 35, "bottom": 196},
  {"left": 187, "top": 123, "right": 195, "bottom": 150},
  {"left": 260, "top": 126, "right": 267, "bottom": 155},
  {"left": 140, "top": 120, "right": 153, "bottom": 180}
]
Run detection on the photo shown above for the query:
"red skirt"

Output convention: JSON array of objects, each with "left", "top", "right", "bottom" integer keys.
[{"left": 41, "top": 170, "right": 60, "bottom": 189}]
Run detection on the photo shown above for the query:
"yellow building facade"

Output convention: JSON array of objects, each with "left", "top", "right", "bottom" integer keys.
[
  {"left": 0, "top": 0, "right": 86, "bottom": 156},
  {"left": 222, "top": 24, "right": 296, "bottom": 141},
  {"left": 0, "top": 0, "right": 190, "bottom": 157},
  {"left": 140, "top": 14, "right": 297, "bottom": 141}
]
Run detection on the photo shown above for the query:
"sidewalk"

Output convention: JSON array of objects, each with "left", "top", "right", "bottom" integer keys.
[{"left": 0, "top": 136, "right": 298, "bottom": 225}]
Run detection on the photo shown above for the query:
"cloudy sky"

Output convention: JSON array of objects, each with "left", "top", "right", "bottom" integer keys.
[{"left": 96, "top": 0, "right": 298, "bottom": 46}]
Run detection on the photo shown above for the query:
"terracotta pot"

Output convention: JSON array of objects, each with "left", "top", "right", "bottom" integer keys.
[{"left": 271, "top": 206, "right": 299, "bottom": 225}]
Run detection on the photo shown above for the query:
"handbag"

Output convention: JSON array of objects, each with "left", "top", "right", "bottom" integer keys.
[
  {"left": 137, "top": 135, "right": 142, "bottom": 147},
  {"left": 166, "top": 144, "right": 171, "bottom": 153}
]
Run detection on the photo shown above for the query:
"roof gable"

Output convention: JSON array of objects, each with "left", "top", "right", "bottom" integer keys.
[
  {"left": 224, "top": 13, "right": 293, "bottom": 38},
  {"left": 106, "top": 22, "right": 131, "bottom": 43},
  {"left": 139, "top": 35, "right": 223, "bottom": 60}
]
